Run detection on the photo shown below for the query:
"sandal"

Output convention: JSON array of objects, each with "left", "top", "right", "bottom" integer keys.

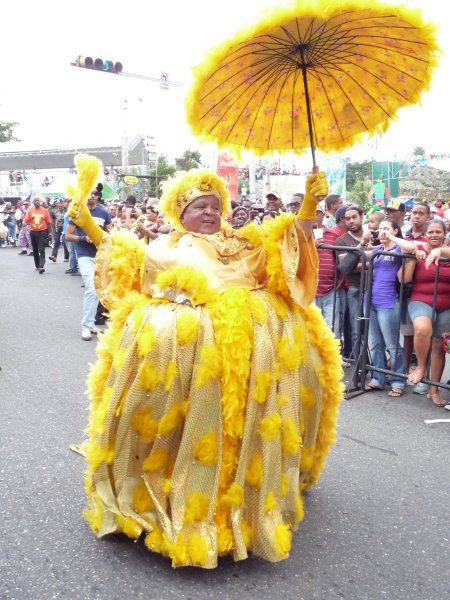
[
  {"left": 365, "top": 382, "right": 383, "bottom": 391},
  {"left": 388, "top": 388, "right": 404, "bottom": 397},
  {"left": 408, "top": 367, "right": 425, "bottom": 385},
  {"left": 427, "top": 391, "right": 446, "bottom": 407}
]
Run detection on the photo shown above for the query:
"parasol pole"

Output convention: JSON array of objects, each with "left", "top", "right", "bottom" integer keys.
[{"left": 298, "top": 45, "right": 318, "bottom": 174}]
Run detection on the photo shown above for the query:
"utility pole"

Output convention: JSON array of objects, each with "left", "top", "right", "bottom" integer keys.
[{"left": 122, "top": 97, "right": 129, "bottom": 170}]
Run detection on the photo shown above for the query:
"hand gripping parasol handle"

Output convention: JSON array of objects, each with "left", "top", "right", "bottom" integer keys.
[{"left": 312, "top": 165, "right": 325, "bottom": 202}]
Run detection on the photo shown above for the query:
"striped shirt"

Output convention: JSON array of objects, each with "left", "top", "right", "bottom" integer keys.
[{"left": 316, "top": 226, "right": 346, "bottom": 296}]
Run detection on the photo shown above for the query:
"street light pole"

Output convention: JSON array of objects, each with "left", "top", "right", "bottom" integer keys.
[{"left": 122, "top": 97, "right": 129, "bottom": 170}]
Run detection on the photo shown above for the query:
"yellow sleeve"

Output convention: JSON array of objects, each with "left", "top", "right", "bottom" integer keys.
[
  {"left": 94, "top": 229, "right": 146, "bottom": 310},
  {"left": 279, "top": 219, "right": 318, "bottom": 307}
]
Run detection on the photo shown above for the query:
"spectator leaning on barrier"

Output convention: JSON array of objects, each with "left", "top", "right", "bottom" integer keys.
[
  {"left": 66, "top": 184, "right": 112, "bottom": 340},
  {"left": 401, "top": 201, "right": 430, "bottom": 387},
  {"left": 359, "top": 219, "right": 406, "bottom": 397},
  {"left": 323, "top": 194, "right": 343, "bottom": 228},
  {"left": 315, "top": 205, "right": 348, "bottom": 334},
  {"left": 336, "top": 205, "right": 365, "bottom": 356},
  {"left": 390, "top": 219, "right": 450, "bottom": 407}
]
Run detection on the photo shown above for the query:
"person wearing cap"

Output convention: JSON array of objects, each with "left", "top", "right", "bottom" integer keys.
[
  {"left": 265, "top": 191, "right": 283, "bottom": 214},
  {"left": 286, "top": 193, "right": 304, "bottom": 214},
  {"left": 67, "top": 158, "right": 342, "bottom": 567},
  {"left": 49, "top": 198, "right": 69, "bottom": 262},
  {"left": 385, "top": 199, "right": 406, "bottom": 228},
  {"left": 323, "top": 194, "right": 343, "bottom": 229}
]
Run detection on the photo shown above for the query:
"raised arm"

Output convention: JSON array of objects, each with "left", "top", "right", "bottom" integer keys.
[
  {"left": 296, "top": 172, "right": 329, "bottom": 238},
  {"left": 66, "top": 154, "right": 105, "bottom": 248},
  {"left": 387, "top": 234, "right": 416, "bottom": 254}
]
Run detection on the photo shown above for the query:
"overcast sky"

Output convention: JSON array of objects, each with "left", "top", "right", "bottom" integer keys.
[{"left": 0, "top": 0, "right": 448, "bottom": 164}]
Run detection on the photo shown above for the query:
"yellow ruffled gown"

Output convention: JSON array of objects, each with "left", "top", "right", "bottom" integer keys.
[{"left": 84, "top": 212, "right": 343, "bottom": 568}]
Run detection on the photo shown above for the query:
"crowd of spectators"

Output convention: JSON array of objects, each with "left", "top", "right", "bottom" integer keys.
[{"left": 1, "top": 184, "right": 449, "bottom": 407}]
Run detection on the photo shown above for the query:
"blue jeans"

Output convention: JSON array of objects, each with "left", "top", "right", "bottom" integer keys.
[
  {"left": 65, "top": 239, "right": 78, "bottom": 270},
  {"left": 315, "top": 289, "right": 340, "bottom": 335},
  {"left": 78, "top": 256, "right": 99, "bottom": 329},
  {"left": 347, "top": 286, "right": 361, "bottom": 356},
  {"left": 368, "top": 305, "right": 405, "bottom": 389}
]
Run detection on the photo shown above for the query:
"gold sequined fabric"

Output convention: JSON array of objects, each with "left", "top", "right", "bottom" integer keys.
[{"left": 85, "top": 221, "right": 342, "bottom": 568}]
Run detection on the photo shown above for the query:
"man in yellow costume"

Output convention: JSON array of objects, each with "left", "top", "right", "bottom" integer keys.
[{"left": 68, "top": 155, "right": 343, "bottom": 568}]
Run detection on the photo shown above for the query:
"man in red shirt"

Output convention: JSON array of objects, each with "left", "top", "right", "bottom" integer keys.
[
  {"left": 25, "top": 198, "right": 52, "bottom": 273},
  {"left": 315, "top": 206, "right": 348, "bottom": 335}
]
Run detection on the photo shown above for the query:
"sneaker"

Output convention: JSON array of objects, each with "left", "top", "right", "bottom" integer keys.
[
  {"left": 71, "top": 271, "right": 82, "bottom": 276},
  {"left": 81, "top": 327, "right": 92, "bottom": 341},
  {"left": 63, "top": 258, "right": 69, "bottom": 262},
  {"left": 49, "top": 255, "right": 56, "bottom": 263},
  {"left": 27, "top": 251, "right": 34, "bottom": 256},
  {"left": 445, "top": 403, "right": 450, "bottom": 411},
  {"left": 91, "top": 326, "right": 100, "bottom": 335},
  {"left": 18, "top": 249, "right": 27, "bottom": 255},
  {"left": 38, "top": 268, "right": 45, "bottom": 274},
  {"left": 413, "top": 381, "right": 429, "bottom": 395},
  {"left": 65, "top": 268, "right": 76, "bottom": 274}
]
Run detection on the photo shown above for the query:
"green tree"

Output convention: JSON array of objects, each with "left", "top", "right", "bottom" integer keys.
[
  {"left": 147, "top": 155, "right": 176, "bottom": 197},
  {"left": 346, "top": 160, "right": 372, "bottom": 190},
  {"left": 0, "top": 121, "right": 19, "bottom": 142},
  {"left": 175, "top": 149, "right": 201, "bottom": 171},
  {"left": 348, "top": 177, "right": 372, "bottom": 211}
]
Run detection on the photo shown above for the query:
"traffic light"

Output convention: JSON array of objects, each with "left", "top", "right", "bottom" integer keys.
[{"left": 74, "top": 56, "right": 123, "bottom": 74}]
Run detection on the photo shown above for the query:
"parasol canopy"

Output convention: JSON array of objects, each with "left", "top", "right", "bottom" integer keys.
[{"left": 186, "top": 0, "right": 439, "bottom": 164}]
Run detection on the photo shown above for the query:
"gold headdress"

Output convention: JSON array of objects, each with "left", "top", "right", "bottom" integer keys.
[{"left": 158, "top": 169, "right": 231, "bottom": 232}]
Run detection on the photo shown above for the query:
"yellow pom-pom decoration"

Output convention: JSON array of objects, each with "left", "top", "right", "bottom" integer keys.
[
  {"left": 220, "top": 482, "right": 244, "bottom": 507},
  {"left": 258, "top": 412, "right": 282, "bottom": 441},
  {"left": 131, "top": 407, "right": 159, "bottom": 443},
  {"left": 187, "top": 533, "right": 209, "bottom": 566},
  {"left": 300, "top": 384, "right": 316, "bottom": 409},
  {"left": 184, "top": 492, "right": 210, "bottom": 524},
  {"left": 143, "top": 449, "right": 169, "bottom": 473},
  {"left": 193, "top": 431, "right": 218, "bottom": 465},
  {"left": 264, "top": 491, "right": 277, "bottom": 514},
  {"left": 245, "top": 454, "right": 263, "bottom": 488},
  {"left": 252, "top": 372, "right": 273, "bottom": 404},
  {"left": 281, "top": 417, "right": 301, "bottom": 456},
  {"left": 274, "top": 523, "right": 292, "bottom": 557},
  {"left": 132, "top": 479, "right": 155, "bottom": 513},
  {"left": 176, "top": 311, "right": 199, "bottom": 345},
  {"left": 116, "top": 514, "right": 141, "bottom": 539},
  {"left": 158, "top": 403, "right": 183, "bottom": 436}
]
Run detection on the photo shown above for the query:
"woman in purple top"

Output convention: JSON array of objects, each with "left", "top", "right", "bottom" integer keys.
[{"left": 359, "top": 219, "right": 406, "bottom": 396}]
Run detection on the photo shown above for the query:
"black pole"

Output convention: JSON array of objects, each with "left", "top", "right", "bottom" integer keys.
[{"left": 299, "top": 45, "right": 317, "bottom": 171}]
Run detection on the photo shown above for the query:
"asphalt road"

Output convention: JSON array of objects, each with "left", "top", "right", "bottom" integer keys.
[{"left": 1, "top": 246, "right": 448, "bottom": 600}]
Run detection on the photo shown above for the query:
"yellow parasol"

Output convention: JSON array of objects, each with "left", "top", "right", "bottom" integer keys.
[{"left": 186, "top": 0, "right": 439, "bottom": 170}]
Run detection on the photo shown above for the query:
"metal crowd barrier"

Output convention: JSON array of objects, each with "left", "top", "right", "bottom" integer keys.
[{"left": 317, "top": 245, "right": 450, "bottom": 399}]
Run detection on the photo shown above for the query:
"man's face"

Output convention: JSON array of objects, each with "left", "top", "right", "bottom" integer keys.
[
  {"left": 315, "top": 210, "right": 325, "bottom": 227},
  {"left": 108, "top": 204, "right": 117, "bottom": 218},
  {"left": 266, "top": 195, "right": 282, "bottom": 211},
  {"left": 88, "top": 192, "right": 98, "bottom": 208},
  {"left": 411, "top": 205, "right": 429, "bottom": 230},
  {"left": 33, "top": 198, "right": 40, "bottom": 208},
  {"left": 385, "top": 208, "right": 404, "bottom": 226},
  {"left": 330, "top": 197, "right": 343, "bottom": 214},
  {"left": 287, "top": 199, "right": 301, "bottom": 214},
  {"left": 345, "top": 209, "right": 363, "bottom": 233}
]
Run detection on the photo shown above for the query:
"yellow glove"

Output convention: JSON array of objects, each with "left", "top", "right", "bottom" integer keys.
[
  {"left": 67, "top": 155, "right": 104, "bottom": 248},
  {"left": 297, "top": 172, "right": 328, "bottom": 221}
]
